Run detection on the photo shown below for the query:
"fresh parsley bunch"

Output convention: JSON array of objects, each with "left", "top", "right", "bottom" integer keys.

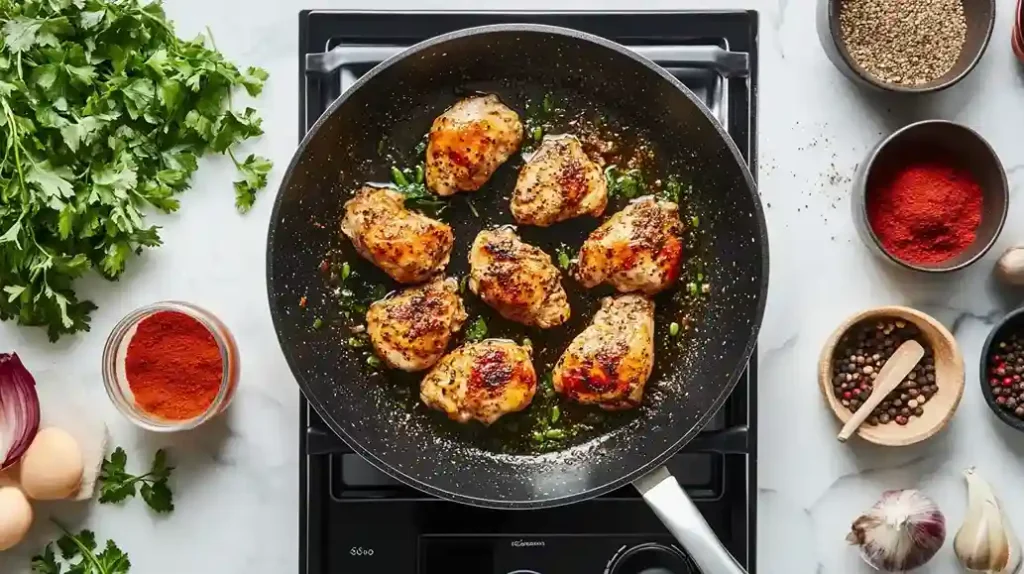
[
  {"left": 32, "top": 526, "right": 130, "bottom": 574},
  {"left": 0, "top": 0, "right": 272, "bottom": 340}
]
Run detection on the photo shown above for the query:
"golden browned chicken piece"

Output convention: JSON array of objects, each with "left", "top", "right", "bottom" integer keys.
[
  {"left": 553, "top": 294, "right": 655, "bottom": 410},
  {"left": 468, "top": 227, "right": 570, "bottom": 328},
  {"left": 575, "top": 196, "right": 684, "bottom": 295},
  {"left": 340, "top": 186, "right": 454, "bottom": 284},
  {"left": 425, "top": 94, "right": 523, "bottom": 196},
  {"left": 511, "top": 134, "right": 608, "bottom": 227},
  {"left": 419, "top": 339, "right": 537, "bottom": 425},
  {"left": 366, "top": 277, "right": 467, "bottom": 372}
]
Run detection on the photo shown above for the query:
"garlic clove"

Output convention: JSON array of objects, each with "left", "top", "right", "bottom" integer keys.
[
  {"left": 996, "top": 246, "right": 1024, "bottom": 286},
  {"left": 955, "top": 467, "right": 1023, "bottom": 573}
]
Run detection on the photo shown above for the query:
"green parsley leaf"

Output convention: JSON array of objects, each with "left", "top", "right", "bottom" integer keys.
[
  {"left": 98, "top": 447, "right": 175, "bottom": 513},
  {"left": 34, "top": 524, "right": 130, "bottom": 574},
  {"left": 465, "top": 317, "right": 488, "bottom": 342},
  {"left": 232, "top": 153, "right": 272, "bottom": 213},
  {"left": 0, "top": 0, "right": 273, "bottom": 340}
]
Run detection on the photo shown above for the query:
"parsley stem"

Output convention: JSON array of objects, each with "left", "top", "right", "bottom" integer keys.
[{"left": 52, "top": 520, "right": 105, "bottom": 574}]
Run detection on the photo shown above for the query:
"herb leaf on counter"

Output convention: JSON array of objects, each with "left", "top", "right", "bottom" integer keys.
[
  {"left": 0, "top": 0, "right": 272, "bottom": 340},
  {"left": 98, "top": 447, "right": 174, "bottom": 513},
  {"left": 32, "top": 524, "right": 130, "bottom": 574}
]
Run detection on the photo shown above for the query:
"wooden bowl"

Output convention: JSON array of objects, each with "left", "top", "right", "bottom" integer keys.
[{"left": 818, "top": 306, "right": 965, "bottom": 446}]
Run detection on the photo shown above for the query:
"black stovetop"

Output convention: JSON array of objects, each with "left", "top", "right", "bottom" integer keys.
[{"left": 298, "top": 10, "right": 758, "bottom": 574}]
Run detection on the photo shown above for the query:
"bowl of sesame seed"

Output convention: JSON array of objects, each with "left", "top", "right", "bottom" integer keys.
[{"left": 817, "top": 0, "right": 995, "bottom": 93}]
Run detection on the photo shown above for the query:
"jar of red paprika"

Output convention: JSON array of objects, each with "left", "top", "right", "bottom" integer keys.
[
  {"left": 853, "top": 120, "right": 1007, "bottom": 273},
  {"left": 102, "top": 302, "right": 240, "bottom": 432}
]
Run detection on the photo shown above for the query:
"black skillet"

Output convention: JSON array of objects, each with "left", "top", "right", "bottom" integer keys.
[{"left": 267, "top": 25, "right": 767, "bottom": 573}]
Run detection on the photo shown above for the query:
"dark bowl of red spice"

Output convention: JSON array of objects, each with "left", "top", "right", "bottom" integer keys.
[
  {"left": 102, "top": 302, "right": 240, "bottom": 431},
  {"left": 855, "top": 120, "right": 1007, "bottom": 273},
  {"left": 980, "top": 307, "right": 1024, "bottom": 433}
]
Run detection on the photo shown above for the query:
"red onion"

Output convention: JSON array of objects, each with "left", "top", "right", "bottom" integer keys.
[{"left": 0, "top": 353, "right": 40, "bottom": 471}]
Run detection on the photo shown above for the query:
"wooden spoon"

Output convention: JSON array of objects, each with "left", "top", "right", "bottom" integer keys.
[{"left": 838, "top": 340, "right": 925, "bottom": 442}]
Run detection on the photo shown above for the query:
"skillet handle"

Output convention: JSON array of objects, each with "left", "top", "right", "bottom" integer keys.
[{"left": 634, "top": 466, "right": 748, "bottom": 574}]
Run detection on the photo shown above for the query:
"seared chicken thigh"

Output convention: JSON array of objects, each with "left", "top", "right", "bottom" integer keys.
[
  {"left": 366, "top": 277, "right": 467, "bottom": 372},
  {"left": 341, "top": 186, "right": 454, "bottom": 284},
  {"left": 420, "top": 339, "right": 537, "bottom": 425},
  {"left": 468, "top": 227, "right": 570, "bottom": 328},
  {"left": 553, "top": 294, "right": 655, "bottom": 410},
  {"left": 575, "top": 196, "right": 684, "bottom": 295},
  {"left": 511, "top": 134, "right": 608, "bottom": 227},
  {"left": 426, "top": 94, "right": 523, "bottom": 196}
]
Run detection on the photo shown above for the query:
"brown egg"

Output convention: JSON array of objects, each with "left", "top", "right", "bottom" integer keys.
[
  {"left": 17, "top": 428, "right": 84, "bottom": 501},
  {"left": 0, "top": 486, "right": 33, "bottom": 551}
]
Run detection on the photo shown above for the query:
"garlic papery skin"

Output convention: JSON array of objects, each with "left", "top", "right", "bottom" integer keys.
[
  {"left": 954, "top": 468, "right": 1023, "bottom": 573},
  {"left": 846, "top": 489, "right": 946, "bottom": 572}
]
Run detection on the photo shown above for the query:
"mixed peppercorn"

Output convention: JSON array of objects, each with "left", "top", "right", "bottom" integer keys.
[
  {"left": 831, "top": 318, "right": 937, "bottom": 426},
  {"left": 987, "top": 333, "right": 1024, "bottom": 418}
]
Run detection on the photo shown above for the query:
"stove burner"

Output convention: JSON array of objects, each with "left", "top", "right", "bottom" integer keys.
[{"left": 298, "top": 10, "right": 759, "bottom": 574}]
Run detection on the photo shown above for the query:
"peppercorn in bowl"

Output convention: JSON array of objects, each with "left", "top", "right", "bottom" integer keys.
[
  {"left": 818, "top": 306, "right": 965, "bottom": 446},
  {"left": 980, "top": 307, "right": 1024, "bottom": 433},
  {"left": 853, "top": 120, "right": 1007, "bottom": 273},
  {"left": 102, "top": 301, "right": 240, "bottom": 432}
]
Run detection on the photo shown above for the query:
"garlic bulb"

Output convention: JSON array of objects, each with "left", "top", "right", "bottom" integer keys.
[
  {"left": 996, "top": 246, "right": 1024, "bottom": 286},
  {"left": 954, "top": 468, "right": 1023, "bottom": 573},
  {"left": 847, "top": 489, "right": 946, "bottom": 572}
]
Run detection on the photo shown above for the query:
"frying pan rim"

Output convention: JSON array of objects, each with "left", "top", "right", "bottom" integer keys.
[{"left": 266, "top": 23, "right": 769, "bottom": 509}]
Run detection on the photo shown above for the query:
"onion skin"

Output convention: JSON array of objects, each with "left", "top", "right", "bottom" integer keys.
[{"left": 0, "top": 353, "right": 41, "bottom": 472}]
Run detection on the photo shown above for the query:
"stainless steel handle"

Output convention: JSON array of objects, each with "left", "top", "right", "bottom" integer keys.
[
  {"left": 634, "top": 466, "right": 748, "bottom": 574},
  {"left": 307, "top": 44, "right": 749, "bottom": 76}
]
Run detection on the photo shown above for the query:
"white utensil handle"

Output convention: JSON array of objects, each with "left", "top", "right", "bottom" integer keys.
[{"left": 634, "top": 466, "right": 748, "bottom": 574}]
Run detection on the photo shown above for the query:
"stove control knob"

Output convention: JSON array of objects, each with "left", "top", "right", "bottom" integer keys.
[{"left": 609, "top": 543, "right": 696, "bottom": 574}]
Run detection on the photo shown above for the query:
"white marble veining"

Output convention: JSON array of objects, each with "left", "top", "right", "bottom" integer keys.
[{"left": 2, "top": 0, "right": 1024, "bottom": 572}]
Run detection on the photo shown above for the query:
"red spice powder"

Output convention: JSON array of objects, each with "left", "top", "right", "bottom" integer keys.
[
  {"left": 125, "top": 311, "right": 223, "bottom": 421},
  {"left": 866, "top": 156, "right": 983, "bottom": 265}
]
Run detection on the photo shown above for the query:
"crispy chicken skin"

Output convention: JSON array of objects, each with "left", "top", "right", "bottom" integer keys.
[
  {"left": 340, "top": 186, "right": 454, "bottom": 284},
  {"left": 553, "top": 294, "right": 655, "bottom": 410},
  {"left": 420, "top": 339, "right": 537, "bottom": 425},
  {"left": 468, "top": 227, "right": 570, "bottom": 328},
  {"left": 575, "top": 196, "right": 684, "bottom": 295},
  {"left": 511, "top": 134, "right": 608, "bottom": 227},
  {"left": 366, "top": 277, "right": 467, "bottom": 372},
  {"left": 426, "top": 94, "right": 524, "bottom": 196}
]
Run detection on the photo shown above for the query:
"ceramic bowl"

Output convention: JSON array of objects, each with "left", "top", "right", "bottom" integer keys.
[
  {"left": 816, "top": 0, "right": 995, "bottom": 93},
  {"left": 979, "top": 306, "right": 1024, "bottom": 432},
  {"left": 818, "top": 306, "right": 964, "bottom": 446},
  {"left": 852, "top": 120, "right": 1008, "bottom": 273}
]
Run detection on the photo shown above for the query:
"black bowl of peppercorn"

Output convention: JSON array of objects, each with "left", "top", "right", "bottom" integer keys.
[
  {"left": 980, "top": 307, "right": 1024, "bottom": 432},
  {"left": 853, "top": 120, "right": 1008, "bottom": 273}
]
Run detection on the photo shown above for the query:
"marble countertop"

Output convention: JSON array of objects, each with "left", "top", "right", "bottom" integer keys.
[{"left": 3, "top": 0, "right": 1024, "bottom": 572}]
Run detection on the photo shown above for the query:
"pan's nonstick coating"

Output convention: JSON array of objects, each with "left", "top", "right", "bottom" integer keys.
[{"left": 267, "top": 25, "right": 767, "bottom": 508}]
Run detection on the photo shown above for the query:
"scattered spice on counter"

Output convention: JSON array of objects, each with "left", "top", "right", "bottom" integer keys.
[
  {"left": 987, "top": 334, "right": 1024, "bottom": 419},
  {"left": 832, "top": 318, "right": 937, "bottom": 425},
  {"left": 866, "top": 151, "right": 982, "bottom": 265},
  {"left": 124, "top": 311, "right": 222, "bottom": 421},
  {"left": 839, "top": 0, "right": 966, "bottom": 86}
]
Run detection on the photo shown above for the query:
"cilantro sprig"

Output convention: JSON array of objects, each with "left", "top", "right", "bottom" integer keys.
[
  {"left": 31, "top": 524, "right": 130, "bottom": 574},
  {"left": 0, "top": 0, "right": 272, "bottom": 340},
  {"left": 98, "top": 447, "right": 174, "bottom": 513},
  {"left": 464, "top": 316, "right": 488, "bottom": 342}
]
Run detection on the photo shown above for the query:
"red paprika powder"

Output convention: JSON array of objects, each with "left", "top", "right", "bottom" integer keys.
[
  {"left": 866, "top": 153, "right": 983, "bottom": 265},
  {"left": 125, "top": 311, "right": 223, "bottom": 420}
]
